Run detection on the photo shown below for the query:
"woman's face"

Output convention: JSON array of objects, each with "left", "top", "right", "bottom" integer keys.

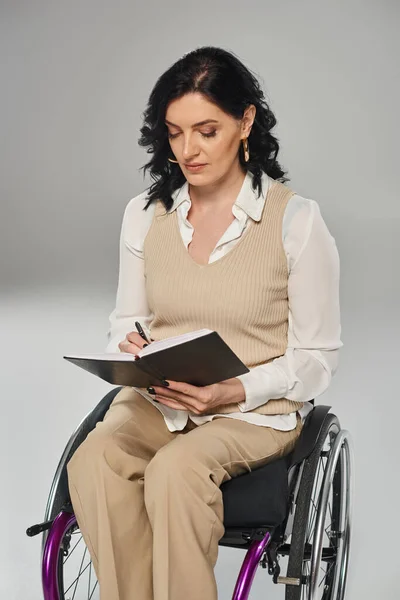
[{"left": 165, "top": 92, "right": 255, "bottom": 186}]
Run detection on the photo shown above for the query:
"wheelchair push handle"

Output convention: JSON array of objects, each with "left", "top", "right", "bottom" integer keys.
[{"left": 26, "top": 519, "right": 54, "bottom": 537}]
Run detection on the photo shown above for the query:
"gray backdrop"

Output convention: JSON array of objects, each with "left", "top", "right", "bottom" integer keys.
[{"left": 1, "top": 1, "right": 399, "bottom": 598}]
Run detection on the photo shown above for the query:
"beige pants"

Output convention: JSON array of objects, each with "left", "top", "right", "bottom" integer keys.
[{"left": 67, "top": 387, "right": 302, "bottom": 600}]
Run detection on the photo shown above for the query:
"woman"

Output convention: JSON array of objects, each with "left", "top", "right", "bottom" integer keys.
[{"left": 67, "top": 46, "right": 342, "bottom": 600}]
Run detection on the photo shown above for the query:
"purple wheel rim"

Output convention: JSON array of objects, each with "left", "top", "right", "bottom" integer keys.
[{"left": 42, "top": 511, "right": 77, "bottom": 600}]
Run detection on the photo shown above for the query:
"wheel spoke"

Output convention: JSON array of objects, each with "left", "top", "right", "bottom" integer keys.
[
  {"left": 307, "top": 476, "right": 322, "bottom": 540},
  {"left": 60, "top": 526, "right": 99, "bottom": 600},
  {"left": 328, "top": 499, "right": 332, "bottom": 523},
  {"left": 318, "top": 559, "right": 335, "bottom": 588},
  {"left": 307, "top": 480, "right": 320, "bottom": 540},
  {"left": 74, "top": 546, "right": 87, "bottom": 600},
  {"left": 88, "top": 560, "right": 92, "bottom": 599},
  {"left": 89, "top": 579, "right": 99, "bottom": 599},
  {"left": 64, "top": 553, "right": 92, "bottom": 596},
  {"left": 307, "top": 497, "right": 318, "bottom": 538},
  {"left": 63, "top": 534, "right": 83, "bottom": 564}
]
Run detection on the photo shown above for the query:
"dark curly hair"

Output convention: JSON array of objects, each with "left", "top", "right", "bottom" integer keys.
[{"left": 138, "top": 46, "right": 289, "bottom": 211}]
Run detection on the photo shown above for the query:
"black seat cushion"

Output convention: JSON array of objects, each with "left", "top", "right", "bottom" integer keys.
[{"left": 221, "top": 457, "right": 289, "bottom": 528}]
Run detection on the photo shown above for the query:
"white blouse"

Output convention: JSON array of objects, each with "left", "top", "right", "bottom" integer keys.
[{"left": 106, "top": 172, "right": 343, "bottom": 432}]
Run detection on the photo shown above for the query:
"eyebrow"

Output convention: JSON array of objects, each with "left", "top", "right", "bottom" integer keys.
[{"left": 165, "top": 119, "right": 219, "bottom": 128}]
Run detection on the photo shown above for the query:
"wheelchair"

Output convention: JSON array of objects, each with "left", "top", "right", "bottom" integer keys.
[{"left": 27, "top": 386, "right": 353, "bottom": 600}]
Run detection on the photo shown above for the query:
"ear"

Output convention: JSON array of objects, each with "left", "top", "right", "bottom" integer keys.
[{"left": 241, "top": 104, "right": 256, "bottom": 137}]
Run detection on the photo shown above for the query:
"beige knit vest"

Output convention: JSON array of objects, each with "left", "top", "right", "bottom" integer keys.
[{"left": 143, "top": 179, "right": 304, "bottom": 416}]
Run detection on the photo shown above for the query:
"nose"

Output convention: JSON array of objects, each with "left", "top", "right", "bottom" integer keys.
[{"left": 181, "top": 134, "right": 200, "bottom": 161}]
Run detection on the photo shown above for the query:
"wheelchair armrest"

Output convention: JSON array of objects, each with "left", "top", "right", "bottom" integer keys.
[{"left": 289, "top": 405, "right": 332, "bottom": 467}]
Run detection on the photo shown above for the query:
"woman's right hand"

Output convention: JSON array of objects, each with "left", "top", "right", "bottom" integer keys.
[{"left": 118, "top": 331, "right": 150, "bottom": 355}]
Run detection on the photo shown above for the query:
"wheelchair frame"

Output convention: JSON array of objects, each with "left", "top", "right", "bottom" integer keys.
[{"left": 27, "top": 387, "right": 353, "bottom": 600}]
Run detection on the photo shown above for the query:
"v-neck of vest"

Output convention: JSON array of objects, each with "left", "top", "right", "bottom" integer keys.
[{"left": 172, "top": 206, "right": 258, "bottom": 269}]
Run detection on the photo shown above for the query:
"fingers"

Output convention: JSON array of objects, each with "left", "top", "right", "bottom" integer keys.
[
  {"left": 118, "top": 340, "right": 141, "bottom": 354},
  {"left": 155, "top": 396, "right": 201, "bottom": 414},
  {"left": 118, "top": 331, "right": 149, "bottom": 354},
  {"left": 153, "top": 382, "right": 213, "bottom": 406},
  {"left": 152, "top": 386, "right": 203, "bottom": 414},
  {"left": 155, "top": 396, "right": 191, "bottom": 411},
  {"left": 126, "top": 331, "right": 149, "bottom": 348}
]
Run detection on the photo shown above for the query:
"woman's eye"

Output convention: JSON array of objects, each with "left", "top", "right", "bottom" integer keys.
[
  {"left": 201, "top": 130, "right": 217, "bottom": 138},
  {"left": 167, "top": 130, "right": 217, "bottom": 139}
]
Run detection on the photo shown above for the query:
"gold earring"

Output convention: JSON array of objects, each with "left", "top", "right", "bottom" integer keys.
[
  {"left": 242, "top": 138, "right": 250, "bottom": 162},
  {"left": 168, "top": 157, "right": 179, "bottom": 163}
]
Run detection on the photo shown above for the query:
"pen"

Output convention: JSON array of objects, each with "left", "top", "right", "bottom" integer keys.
[
  {"left": 135, "top": 321, "right": 150, "bottom": 345},
  {"left": 134, "top": 321, "right": 168, "bottom": 386}
]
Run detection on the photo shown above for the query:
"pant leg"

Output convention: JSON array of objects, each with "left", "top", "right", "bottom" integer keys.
[
  {"left": 144, "top": 415, "right": 303, "bottom": 600},
  {"left": 67, "top": 387, "right": 183, "bottom": 600}
]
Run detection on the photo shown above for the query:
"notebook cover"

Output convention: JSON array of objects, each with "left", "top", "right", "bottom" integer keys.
[
  {"left": 64, "top": 331, "right": 249, "bottom": 387},
  {"left": 63, "top": 355, "right": 158, "bottom": 387},
  {"left": 140, "top": 331, "right": 249, "bottom": 386}
]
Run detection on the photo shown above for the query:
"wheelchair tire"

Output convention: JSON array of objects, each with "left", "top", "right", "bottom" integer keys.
[{"left": 285, "top": 413, "right": 352, "bottom": 600}]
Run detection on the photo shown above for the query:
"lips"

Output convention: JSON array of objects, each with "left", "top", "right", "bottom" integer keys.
[{"left": 185, "top": 163, "right": 206, "bottom": 167}]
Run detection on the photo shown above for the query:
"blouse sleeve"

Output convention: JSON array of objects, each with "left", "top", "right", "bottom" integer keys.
[
  {"left": 236, "top": 199, "right": 343, "bottom": 411},
  {"left": 105, "top": 193, "right": 154, "bottom": 353}
]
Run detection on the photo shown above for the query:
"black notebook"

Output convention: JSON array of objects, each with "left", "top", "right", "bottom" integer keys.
[{"left": 64, "top": 329, "right": 249, "bottom": 388}]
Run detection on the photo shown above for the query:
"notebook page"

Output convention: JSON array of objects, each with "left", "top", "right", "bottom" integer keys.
[
  {"left": 64, "top": 352, "right": 137, "bottom": 361},
  {"left": 138, "top": 328, "right": 213, "bottom": 357},
  {"left": 64, "top": 330, "right": 214, "bottom": 362}
]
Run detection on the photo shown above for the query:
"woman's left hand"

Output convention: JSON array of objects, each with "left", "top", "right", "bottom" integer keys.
[{"left": 149, "top": 378, "right": 246, "bottom": 415}]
